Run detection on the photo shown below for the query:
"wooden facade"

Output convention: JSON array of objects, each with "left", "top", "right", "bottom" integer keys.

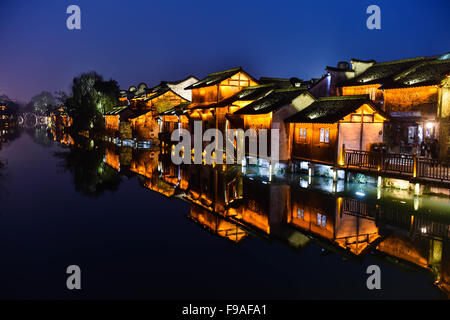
[
  {"left": 104, "top": 106, "right": 134, "bottom": 140},
  {"left": 233, "top": 88, "right": 312, "bottom": 164},
  {"left": 291, "top": 122, "right": 339, "bottom": 164},
  {"left": 287, "top": 97, "right": 388, "bottom": 165},
  {"left": 158, "top": 105, "right": 191, "bottom": 145},
  {"left": 129, "top": 79, "right": 195, "bottom": 142},
  {"left": 129, "top": 112, "right": 160, "bottom": 141},
  {"left": 338, "top": 55, "right": 450, "bottom": 157},
  {"left": 183, "top": 68, "right": 259, "bottom": 151},
  {"left": 342, "top": 84, "right": 382, "bottom": 103},
  {"left": 143, "top": 89, "right": 190, "bottom": 113}
]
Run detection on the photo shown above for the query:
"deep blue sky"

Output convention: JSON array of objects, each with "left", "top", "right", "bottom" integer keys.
[{"left": 0, "top": 0, "right": 449, "bottom": 102}]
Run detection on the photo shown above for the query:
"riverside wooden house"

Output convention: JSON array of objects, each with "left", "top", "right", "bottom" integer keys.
[
  {"left": 337, "top": 53, "right": 450, "bottom": 156},
  {"left": 339, "top": 57, "right": 428, "bottom": 103},
  {"left": 379, "top": 57, "right": 450, "bottom": 157},
  {"left": 339, "top": 56, "right": 428, "bottom": 153},
  {"left": 104, "top": 106, "right": 134, "bottom": 140},
  {"left": 160, "top": 67, "right": 310, "bottom": 163},
  {"left": 106, "top": 76, "right": 197, "bottom": 142},
  {"left": 104, "top": 86, "right": 141, "bottom": 140},
  {"left": 232, "top": 87, "right": 312, "bottom": 168},
  {"left": 128, "top": 77, "right": 196, "bottom": 141},
  {"left": 181, "top": 67, "right": 259, "bottom": 148},
  {"left": 285, "top": 95, "right": 388, "bottom": 166},
  {"left": 158, "top": 102, "right": 191, "bottom": 145}
]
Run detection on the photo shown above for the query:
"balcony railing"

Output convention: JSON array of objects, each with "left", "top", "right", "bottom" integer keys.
[{"left": 343, "top": 149, "right": 450, "bottom": 183}]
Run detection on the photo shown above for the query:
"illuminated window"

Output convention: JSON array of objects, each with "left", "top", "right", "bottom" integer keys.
[
  {"left": 363, "top": 114, "right": 373, "bottom": 122},
  {"left": 319, "top": 128, "right": 329, "bottom": 143},
  {"left": 351, "top": 114, "right": 361, "bottom": 122},
  {"left": 369, "top": 87, "right": 376, "bottom": 100},
  {"left": 299, "top": 128, "right": 307, "bottom": 140},
  {"left": 317, "top": 213, "right": 326, "bottom": 228},
  {"left": 223, "top": 73, "right": 251, "bottom": 87},
  {"left": 297, "top": 208, "right": 304, "bottom": 220}
]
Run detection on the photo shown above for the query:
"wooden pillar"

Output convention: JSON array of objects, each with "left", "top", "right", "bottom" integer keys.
[
  {"left": 413, "top": 155, "right": 418, "bottom": 178},
  {"left": 359, "top": 108, "right": 364, "bottom": 151}
]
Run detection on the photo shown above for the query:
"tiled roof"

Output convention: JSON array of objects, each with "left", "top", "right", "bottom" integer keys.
[
  {"left": 185, "top": 67, "right": 255, "bottom": 89},
  {"left": 381, "top": 59, "right": 450, "bottom": 89},
  {"left": 122, "top": 76, "right": 196, "bottom": 100},
  {"left": 234, "top": 87, "right": 308, "bottom": 115},
  {"left": 258, "top": 77, "right": 304, "bottom": 88},
  {"left": 285, "top": 95, "right": 384, "bottom": 123},
  {"left": 343, "top": 56, "right": 429, "bottom": 86},
  {"left": 159, "top": 102, "right": 191, "bottom": 116},
  {"left": 104, "top": 106, "right": 130, "bottom": 115}
]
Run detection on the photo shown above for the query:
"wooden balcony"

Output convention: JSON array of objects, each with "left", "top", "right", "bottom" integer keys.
[{"left": 343, "top": 149, "right": 450, "bottom": 184}]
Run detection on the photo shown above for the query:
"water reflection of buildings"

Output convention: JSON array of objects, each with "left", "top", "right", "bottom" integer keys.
[
  {"left": 290, "top": 189, "right": 381, "bottom": 256},
  {"left": 50, "top": 127, "right": 74, "bottom": 145},
  {"left": 103, "top": 145, "right": 450, "bottom": 296},
  {"left": 189, "top": 206, "right": 247, "bottom": 243}
]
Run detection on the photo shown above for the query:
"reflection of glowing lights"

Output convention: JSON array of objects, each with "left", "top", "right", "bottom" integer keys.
[
  {"left": 426, "top": 122, "right": 434, "bottom": 129},
  {"left": 355, "top": 191, "right": 365, "bottom": 197},
  {"left": 300, "top": 161, "right": 309, "bottom": 170},
  {"left": 414, "top": 197, "right": 419, "bottom": 211},
  {"left": 300, "top": 179, "right": 308, "bottom": 188},
  {"left": 421, "top": 227, "right": 427, "bottom": 234},
  {"left": 387, "top": 178, "right": 410, "bottom": 190},
  {"left": 414, "top": 183, "right": 420, "bottom": 195}
]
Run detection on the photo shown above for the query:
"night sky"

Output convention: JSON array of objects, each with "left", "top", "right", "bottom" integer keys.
[{"left": 1, "top": 0, "right": 449, "bottom": 102}]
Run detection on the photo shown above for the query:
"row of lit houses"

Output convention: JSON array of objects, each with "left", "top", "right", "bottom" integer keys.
[{"left": 104, "top": 52, "right": 450, "bottom": 169}]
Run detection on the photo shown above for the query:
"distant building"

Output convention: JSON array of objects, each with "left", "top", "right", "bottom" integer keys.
[
  {"left": 49, "top": 105, "right": 72, "bottom": 128},
  {"left": 310, "top": 60, "right": 358, "bottom": 98},
  {"left": 0, "top": 103, "right": 14, "bottom": 128},
  {"left": 111, "top": 76, "right": 198, "bottom": 142}
]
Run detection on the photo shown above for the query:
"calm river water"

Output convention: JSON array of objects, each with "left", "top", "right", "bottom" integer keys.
[{"left": 0, "top": 127, "right": 448, "bottom": 299}]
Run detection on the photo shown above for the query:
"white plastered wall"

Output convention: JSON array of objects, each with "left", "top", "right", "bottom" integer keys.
[{"left": 337, "top": 122, "right": 383, "bottom": 160}]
